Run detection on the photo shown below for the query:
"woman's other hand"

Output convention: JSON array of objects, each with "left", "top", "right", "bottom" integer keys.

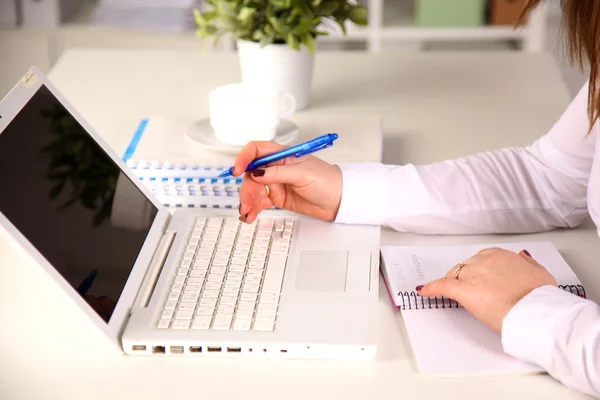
[{"left": 418, "top": 248, "right": 558, "bottom": 333}]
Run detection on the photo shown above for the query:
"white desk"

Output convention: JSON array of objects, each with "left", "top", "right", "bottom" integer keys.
[{"left": 1, "top": 49, "right": 598, "bottom": 400}]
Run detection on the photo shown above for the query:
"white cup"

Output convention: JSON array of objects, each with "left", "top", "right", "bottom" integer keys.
[{"left": 209, "top": 83, "right": 296, "bottom": 146}]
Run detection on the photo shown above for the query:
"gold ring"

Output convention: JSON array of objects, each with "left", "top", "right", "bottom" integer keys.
[
  {"left": 454, "top": 263, "right": 466, "bottom": 280},
  {"left": 265, "top": 185, "right": 270, "bottom": 196}
]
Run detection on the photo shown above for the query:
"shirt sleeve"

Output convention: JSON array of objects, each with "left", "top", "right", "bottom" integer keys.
[
  {"left": 334, "top": 83, "right": 596, "bottom": 234},
  {"left": 502, "top": 286, "right": 600, "bottom": 397}
]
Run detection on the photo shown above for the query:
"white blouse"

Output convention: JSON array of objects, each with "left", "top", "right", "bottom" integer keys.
[{"left": 334, "top": 83, "right": 600, "bottom": 397}]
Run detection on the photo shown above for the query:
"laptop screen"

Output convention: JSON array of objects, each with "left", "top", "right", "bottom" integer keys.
[{"left": 0, "top": 84, "right": 159, "bottom": 323}]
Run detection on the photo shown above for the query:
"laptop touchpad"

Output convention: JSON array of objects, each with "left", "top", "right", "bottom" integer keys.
[{"left": 295, "top": 250, "right": 348, "bottom": 292}]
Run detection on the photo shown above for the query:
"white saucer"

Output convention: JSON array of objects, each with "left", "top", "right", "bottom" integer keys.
[{"left": 184, "top": 118, "right": 300, "bottom": 154}]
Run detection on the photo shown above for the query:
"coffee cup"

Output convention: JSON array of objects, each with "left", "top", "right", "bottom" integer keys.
[{"left": 208, "top": 83, "right": 295, "bottom": 146}]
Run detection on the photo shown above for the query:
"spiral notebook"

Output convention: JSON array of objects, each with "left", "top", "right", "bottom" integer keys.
[
  {"left": 122, "top": 118, "right": 243, "bottom": 209},
  {"left": 380, "top": 241, "right": 586, "bottom": 376}
]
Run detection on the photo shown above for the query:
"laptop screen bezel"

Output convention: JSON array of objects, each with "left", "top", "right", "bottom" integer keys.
[{"left": 0, "top": 67, "right": 171, "bottom": 349}]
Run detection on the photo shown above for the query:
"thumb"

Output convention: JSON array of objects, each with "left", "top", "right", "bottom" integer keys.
[
  {"left": 417, "top": 277, "right": 462, "bottom": 299},
  {"left": 248, "top": 164, "right": 308, "bottom": 187}
]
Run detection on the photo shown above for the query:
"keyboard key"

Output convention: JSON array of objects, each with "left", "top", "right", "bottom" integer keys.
[
  {"left": 199, "top": 297, "right": 217, "bottom": 307},
  {"left": 259, "top": 293, "right": 280, "bottom": 305},
  {"left": 212, "top": 314, "right": 232, "bottom": 330},
  {"left": 242, "top": 283, "right": 260, "bottom": 293},
  {"left": 196, "top": 248, "right": 214, "bottom": 255},
  {"left": 270, "top": 245, "right": 289, "bottom": 254},
  {"left": 177, "top": 268, "right": 189, "bottom": 276},
  {"left": 180, "top": 260, "right": 192, "bottom": 268},
  {"left": 207, "top": 274, "right": 225, "bottom": 282},
  {"left": 217, "top": 304, "right": 236, "bottom": 314},
  {"left": 202, "top": 290, "right": 220, "bottom": 298},
  {"left": 181, "top": 293, "right": 200, "bottom": 302},
  {"left": 222, "top": 288, "right": 239, "bottom": 298},
  {"left": 257, "top": 304, "right": 278, "bottom": 314},
  {"left": 183, "top": 252, "right": 195, "bottom": 260},
  {"left": 157, "top": 319, "right": 171, "bottom": 329},
  {"left": 161, "top": 310, "right": 174, "bottom": 319},
  {"left": 214, "top": 251, "right": 231, "bottom": 259},
  {"left": 233, "top": 319, "right": 252, "bottom": 331},
  {"left": 192, "top": 316, "right": 212, "bottom": 330},
  {"left": 167, "top": 292, "right": 180, "bottom": 301},
  {"left": 178, "top": 302, "right": 196, "bottom": 311},
  {"left": 187, "top": 277, "right": 204, "bottom": 285},
  {"left": 205, "top": 281, "right": 222, "bottom": 291},
  {"left": 235, "top": 309, "right": 254, "bottom": 319},
  {"left": 193, "top": 259, "right": 210, "bottom": 267},
  {"left": 188, "top": 237, "right": 200, "bottom": 245},
  {"left": 229, "top": 264, "right": 246, "bottom": 272},
  {"left": 262, "top": 254, "right": 287, "bottom": 293},
  {"left": 245, "top": 276, "right": 262, "bottom": 285},
  {"left": 255, "top": 312, "right": 276, "bottom": 323},
  {"left": 227, "top": 272, "right": 244, "bottom": 280},
  {"left": 186, "top": 245, "right": 196, "bottom": 253},
  {"left": 219, "top": 296, "right": 238, "bottom": 305},
  {"left": 246, "top": 269, "right": 263, "bottom": 278},
  {"left": 253, "top": 321, "right": 275, "bottom": 331},
  {"left": 238, "top": 301, "right": 256, "bottom": 310},
  {"left": 164, "top": 300, "right": 177, "bottom": 310},
  {"left": 175, "top": 310, "right": 194, "bottom": 319},
  {"left": 240, "top": 292, "right": 257, "bottom": 302},
  {"left": 210, "top": 266, "right": 227, "bottom": 274},
  {"left": 171, "top": 284, "right": 184, "bottom": 293},
  {"left": 196, "top": 306, "right": 215, "bottom": 316},
  {"left": 207, "top": 217, "right": 223, "bottom": 226},
  {"left": 189, "top": 269, "right": 207, "bottom": 278},
  {"left": 173, "top": 276, "right": 186, "bottom": 284},
  {"left": 224, "top": 279, "right": 242, "bottom": 289},
  {"left": 172, "top": 320, "right": 191, "bottom": 329},
  {"left": 248, "top": 261, "right": 265, "bottom": 269},
  {"left": 184, "top": 285, "right": 202, "bottom": 293}
]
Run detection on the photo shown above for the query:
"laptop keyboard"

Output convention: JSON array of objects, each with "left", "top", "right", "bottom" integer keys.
[{"left": 157, "top": 216, "right": 294, "bottom": 331}]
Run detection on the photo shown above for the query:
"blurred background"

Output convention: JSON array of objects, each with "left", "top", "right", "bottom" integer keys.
[{"left": 0, "top": 0, "right": 588, "bottom": 99}]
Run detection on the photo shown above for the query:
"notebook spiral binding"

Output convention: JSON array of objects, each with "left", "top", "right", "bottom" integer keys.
[{"left": 398, "top": 284, "right": 586, "bottom": 310}]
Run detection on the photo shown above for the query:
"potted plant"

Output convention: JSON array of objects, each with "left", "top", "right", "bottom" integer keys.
[{"left": 194, "top": 0, "right": 367, "bottom": 112}]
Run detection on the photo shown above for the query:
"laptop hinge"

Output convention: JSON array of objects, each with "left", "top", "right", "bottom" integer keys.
[{"left": 132, "top": 231, "right": 176, "bottom": 310}]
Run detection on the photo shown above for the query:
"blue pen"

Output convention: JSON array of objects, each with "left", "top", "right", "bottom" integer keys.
[{"left": 218, "top": 133, "right": 338, "bottom": 178}]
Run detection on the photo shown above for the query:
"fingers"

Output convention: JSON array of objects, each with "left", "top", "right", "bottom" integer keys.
[
  {"left": 233, "top": 141, "right": 287, "bottom": 176},
  {"left": 247, "top": 163, "right": 308, "bottom": 187},
  {"left": 417, "top": 276, "right": 462, "bottom": 299}
]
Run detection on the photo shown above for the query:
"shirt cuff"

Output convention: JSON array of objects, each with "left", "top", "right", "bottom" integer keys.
[
  {"left": 501, "top": 285, "right": 588, "bottom": 369},
  {"left": 334, "top": 163, "right": 388, "bottom": 226}
]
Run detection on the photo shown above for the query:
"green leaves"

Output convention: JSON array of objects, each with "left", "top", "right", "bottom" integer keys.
[{"left": 194, "top": 0, "right": 368, "bottom": 53}]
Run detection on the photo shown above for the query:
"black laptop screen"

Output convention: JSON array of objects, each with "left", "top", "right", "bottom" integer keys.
[{"left": 0, "top": 85, "right": 159, "bottom": 323}]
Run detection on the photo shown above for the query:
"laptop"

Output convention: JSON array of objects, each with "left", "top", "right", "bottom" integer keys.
[{"left": 0, "top": 67, "right": 380, "bottom": 358}]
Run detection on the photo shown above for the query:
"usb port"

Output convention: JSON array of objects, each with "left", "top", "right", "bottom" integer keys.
[
  {"left": 227, "top": 347, "right": 241, "bottom": 353},
  {"left": 207, "top": 346, "right": 222, "bottom": 352},
  {"left": 170, "top": 346, "right": 184, "bottom": 354},
  {"left": 189, "top": 346, "right": 202, "bottom": 353},
  {"left": 132, "top": 345, "right": 146, "bottom": 351}
]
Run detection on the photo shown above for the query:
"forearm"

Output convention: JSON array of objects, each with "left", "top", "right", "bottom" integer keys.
[{"left": 334, "top": 146, "right": 589, "bottom": 234}]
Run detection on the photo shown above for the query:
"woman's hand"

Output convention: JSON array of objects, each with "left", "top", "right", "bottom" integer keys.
[
  {"left": 233, "top": 141, "right": 343, "bottom": 223},
  {"left": 417, "top": 248, "right": 558, "bottom": 333}
]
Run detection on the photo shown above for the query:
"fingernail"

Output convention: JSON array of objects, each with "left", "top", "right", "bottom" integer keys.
[
  {"left": 238, "top": 204, "right": 241, "bottom": 214},
  {"left": 251, "top": 169, "right": 265, "bottom": 177},
  {"left": 523, "top": 249, "right": 531, "bottom": 257},
  {"left": 415, "top": 285, "right": 424, "bottom": 292}
]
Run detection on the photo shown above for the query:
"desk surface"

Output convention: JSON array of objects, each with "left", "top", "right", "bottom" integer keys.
[{"left": 1, "top": 49, "right": 598, "bottom": 400}]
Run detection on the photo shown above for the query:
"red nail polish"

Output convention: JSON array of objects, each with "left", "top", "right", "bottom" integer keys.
[
  {"left": 416, "top": 285, "right": 424, "bottom": 291},
  {"left": 251, "top": 169, "right": 265, "bottom": 177},
  {"left": 523, "top": 249, "right": 531, "bottom": 257}
]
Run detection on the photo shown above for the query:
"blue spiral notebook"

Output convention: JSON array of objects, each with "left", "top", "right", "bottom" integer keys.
[{"left": 122, "top": 117, "right": 242, "bottom": 209}]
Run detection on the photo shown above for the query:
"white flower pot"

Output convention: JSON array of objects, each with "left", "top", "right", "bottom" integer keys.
[{"left": 236, "top": 39, "right": 314, "bottom": 113}]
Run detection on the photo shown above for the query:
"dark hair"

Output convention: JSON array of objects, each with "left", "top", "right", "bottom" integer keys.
[{"left": 519, "top": 1, "right": 597, "bottom": 132}]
